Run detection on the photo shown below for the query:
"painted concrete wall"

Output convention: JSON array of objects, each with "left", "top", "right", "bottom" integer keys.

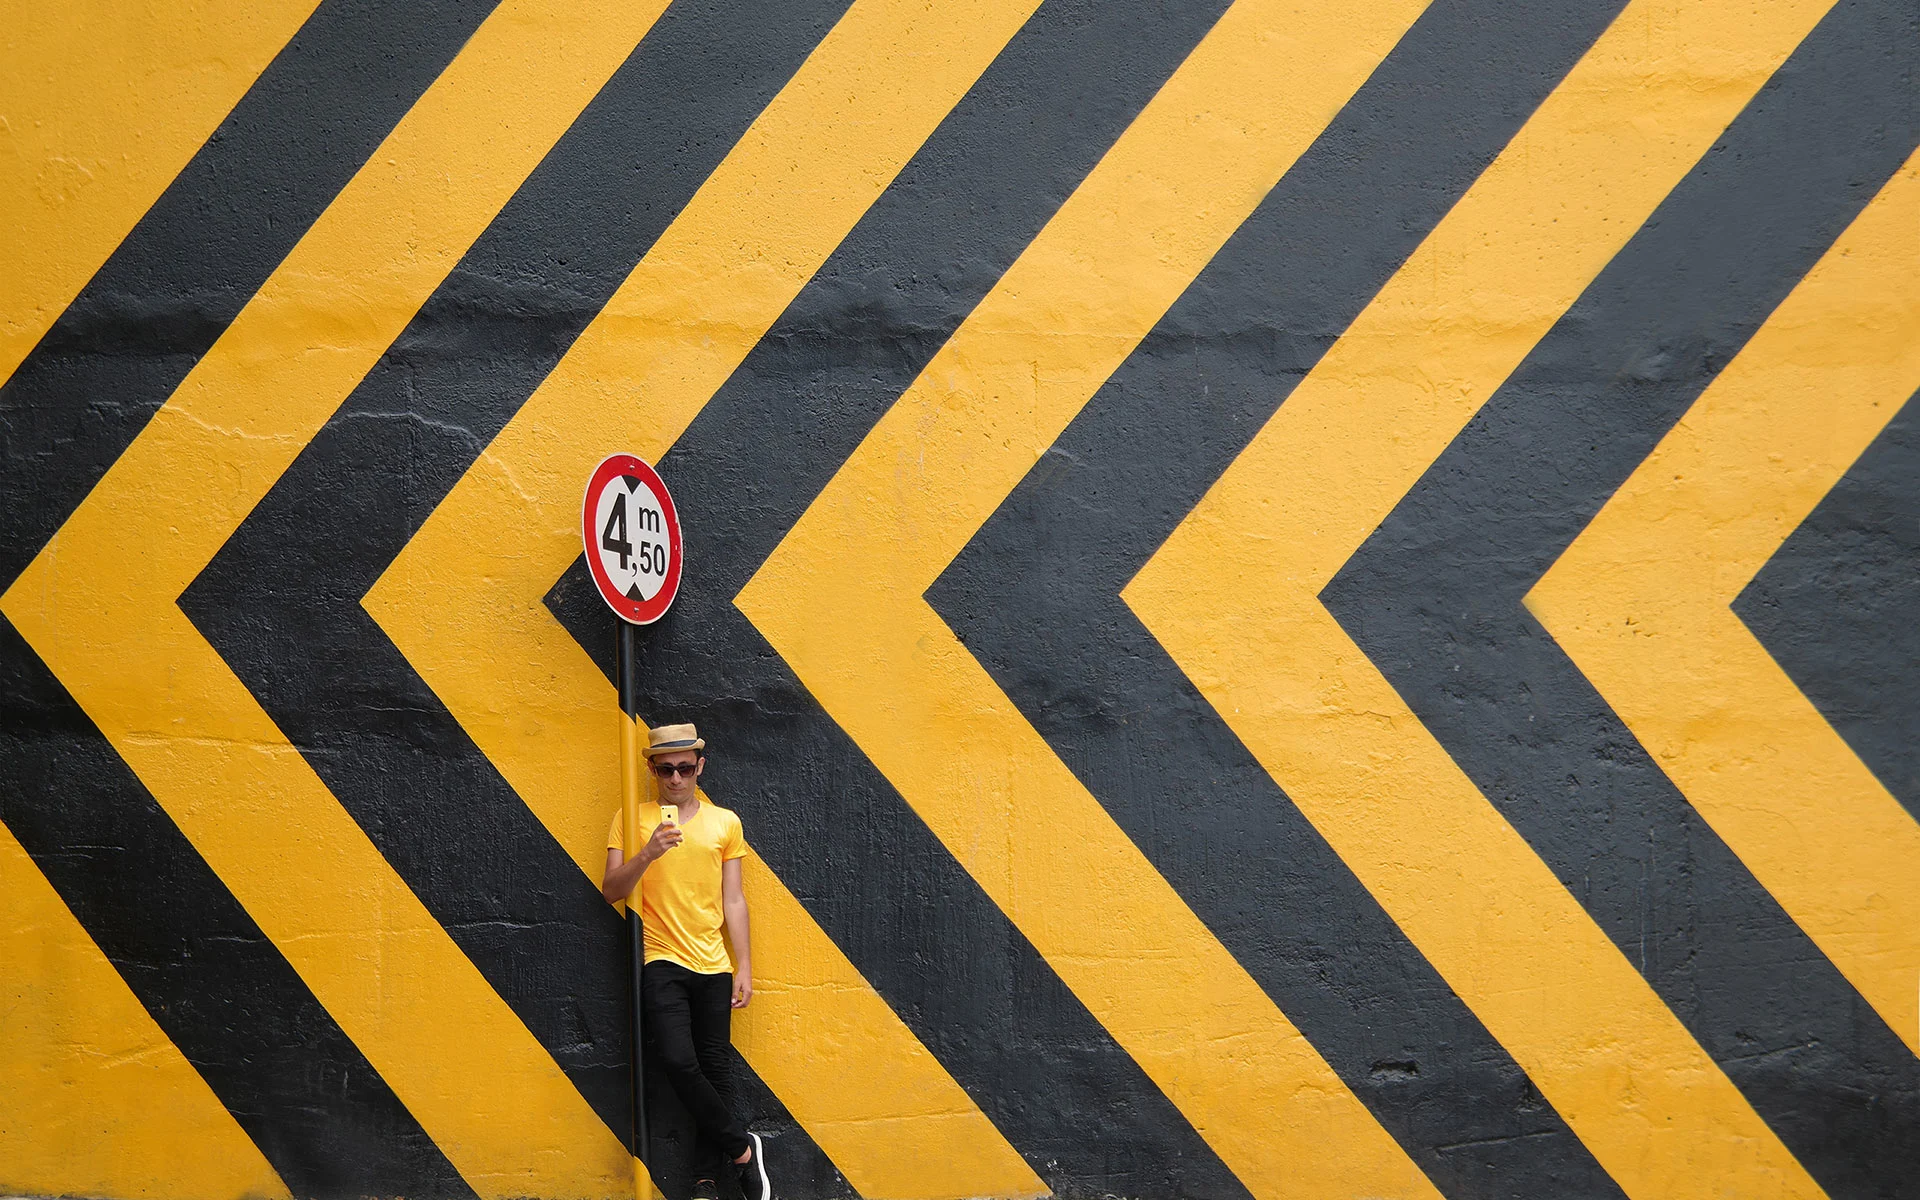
[{"left": 4, "top": 0, "right": 1918, "bottom": 1197}]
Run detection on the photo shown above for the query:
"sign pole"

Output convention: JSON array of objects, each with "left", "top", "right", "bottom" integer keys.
[
  {"left": 584, "top": 451, "right": 681, "bottom": 1200},
  {"left": 618, "top": 619, "right": 651, "bottom": 1200}
]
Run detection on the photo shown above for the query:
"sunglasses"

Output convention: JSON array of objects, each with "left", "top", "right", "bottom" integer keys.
[{"left": 651, "top": 761, "right": 699, "bottom": 778}]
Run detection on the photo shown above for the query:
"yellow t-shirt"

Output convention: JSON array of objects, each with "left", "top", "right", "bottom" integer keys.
[{"left": 607, "top": 800, "right": 748, "bottom": 974}]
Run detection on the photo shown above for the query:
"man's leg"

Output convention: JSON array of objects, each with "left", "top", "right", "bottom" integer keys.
[
  {"left": 642, "top": 962, "right": 749, "bottom": 1169},
  {"left": 685, "top": 968, "right": 746, "bottom": 1173}
]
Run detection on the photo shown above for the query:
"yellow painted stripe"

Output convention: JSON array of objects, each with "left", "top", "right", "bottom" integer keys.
[
  {"left": 733, "top": 842, "right": 1040, "bottom": 1198},
  {"left": 737, "top": 2, "right": 1441, "bottom": 1196},
  {"left": 1529, "top": 147, "right": 1920, "bottom": 1058},
  {"left": 1125, "top": 2, "right": 1836, "bottom": 1198},
  {"left": 2, "top": 2, "right": 673, "bottom": 1194},
  {"left": 364, "top": 1, "right": 1049, "bottom": 1195},
  {"left": 0, "top": 0, "right": 320, "bottom": 387},
  {"left": 0, "top": 824, "right": 289, "bottom": 1200}
]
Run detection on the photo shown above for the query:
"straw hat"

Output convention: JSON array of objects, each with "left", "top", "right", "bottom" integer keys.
[{"left": 644, "top": 722, "right": 705, "bottom": 757}]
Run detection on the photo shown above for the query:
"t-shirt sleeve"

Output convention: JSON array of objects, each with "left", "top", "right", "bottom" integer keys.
[
  {"left": 722, "top": 812, "right": 748, "bottom": 862},
  {"left": 606, "top": 810, "right": 623, "bottom": 853}
]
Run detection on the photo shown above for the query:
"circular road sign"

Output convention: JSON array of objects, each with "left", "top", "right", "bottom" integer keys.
[{"left": 582, "top": 453, "right": 682, "bottom": 624}]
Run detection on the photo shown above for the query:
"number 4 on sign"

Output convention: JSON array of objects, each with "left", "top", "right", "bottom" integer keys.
[{"left": 603, "top": 491, "right": 632, "bottom": 570}]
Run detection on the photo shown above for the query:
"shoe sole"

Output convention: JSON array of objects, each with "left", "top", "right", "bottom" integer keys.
[{"left": 743, "top": 1131, "right": 770, "bottom": 1200}]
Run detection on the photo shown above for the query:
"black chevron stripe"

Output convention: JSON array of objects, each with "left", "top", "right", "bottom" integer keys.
[
  {"left": 1323, "top": 2, "right": 1920, "bottom": 1193},
  {"left": 544, "top": 0, "right": 1254, "bottom": 1193},
  {"left": 0, "top": 1, "right": 497, "bottom": 1191},
  {"left": 0, "top": 623, "right": 472, "bottom": 1199},
  {"left": 180, "top": 0, "right": 857, "bottom": 1190},
  {"left": 1737, "top": 387, "right": 1920, "bottom": 824},
  {"left": 0, "top": 0, "right": 496, "bottom": 585},
  {"left": 926, "top": 0, "right": 1628, "bottom": 1195}
]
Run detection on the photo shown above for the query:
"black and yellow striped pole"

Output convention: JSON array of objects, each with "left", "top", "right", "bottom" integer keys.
[
  {"left": 618, "top": 619, "right": 653, "bottom": 1200},
  {"left": 583, "top": 452, "right": 681, "bottom": 1200}
]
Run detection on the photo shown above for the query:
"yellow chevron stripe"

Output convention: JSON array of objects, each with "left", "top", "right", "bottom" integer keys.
[
  {"left": 1125, "top": 2, "right": 1836, "bottom": 1198},
  {"left": 0, "top": 824, "right": 289, "bottom": 1200},
  {"left": 738, "top": 1, "right": 1443, "bottom": 1195},
  {"left": 1529, "top": 147, "right": 1920, "bottom": 1059},
  {"left": 364, "top": 1, "right": 1049, "bottom": 1195},
  {"left": 1, "top": 3, "right": 672, "bottom": 1193},
  {"left": 730, "top": 833, "right": 1040, "bottom": 1199},
  {"left": 0, "top": 0, "right": 320, "bottom": 387}
]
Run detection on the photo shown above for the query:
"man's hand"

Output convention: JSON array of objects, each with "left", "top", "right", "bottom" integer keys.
[
  {"left": 731, "top": 971, "right": 752, "bottom": 1009},
  {"left": 645, "top": 820, "right": 684, "bottom": 859}
]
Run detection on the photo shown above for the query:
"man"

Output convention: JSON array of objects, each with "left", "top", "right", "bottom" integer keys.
[{"left": 603, "top": 723, "right": 771, "bottom": 1200}]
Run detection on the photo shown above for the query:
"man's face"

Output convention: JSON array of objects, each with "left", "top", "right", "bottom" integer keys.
[{"left": 651, "top": 749, "right": 703, "bottom": 802}]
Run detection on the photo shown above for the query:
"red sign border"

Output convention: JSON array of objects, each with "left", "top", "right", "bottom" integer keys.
[{"left": 581, "top": 453, "right": 683, "bottom": 625}]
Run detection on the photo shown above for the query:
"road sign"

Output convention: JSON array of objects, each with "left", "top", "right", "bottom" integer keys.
[{"left": 582, "top": 453, "right": 682, "bottom": 624}]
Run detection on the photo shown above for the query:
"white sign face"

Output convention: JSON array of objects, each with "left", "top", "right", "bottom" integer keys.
[
  {"left": 593, "top": 477, "right": 671, "bottom": 603},
  {"left": 582, "top": 453, "right": 681, "bottom": 624}
]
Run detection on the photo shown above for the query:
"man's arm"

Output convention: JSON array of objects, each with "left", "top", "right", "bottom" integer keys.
[
  {"left": 722, "top": 856, "right": 752, "bottom": 1008},
  {"left": 601, "top": 820, "right": 683, "bottom": 905}
]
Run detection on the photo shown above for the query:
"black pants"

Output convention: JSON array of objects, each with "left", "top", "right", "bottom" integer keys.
[{"left": 643, "top": 960, "right": 749, "bottom": 1171}]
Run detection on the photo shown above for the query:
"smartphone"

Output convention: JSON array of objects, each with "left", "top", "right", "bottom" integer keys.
[{"left": 657, "top": 804, "right": 679, "bottom": 826}]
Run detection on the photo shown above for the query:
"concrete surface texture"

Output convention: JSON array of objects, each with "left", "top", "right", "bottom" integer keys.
[{"left": 3, "top": 0, "right": 1917, "bottom": 1197}]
